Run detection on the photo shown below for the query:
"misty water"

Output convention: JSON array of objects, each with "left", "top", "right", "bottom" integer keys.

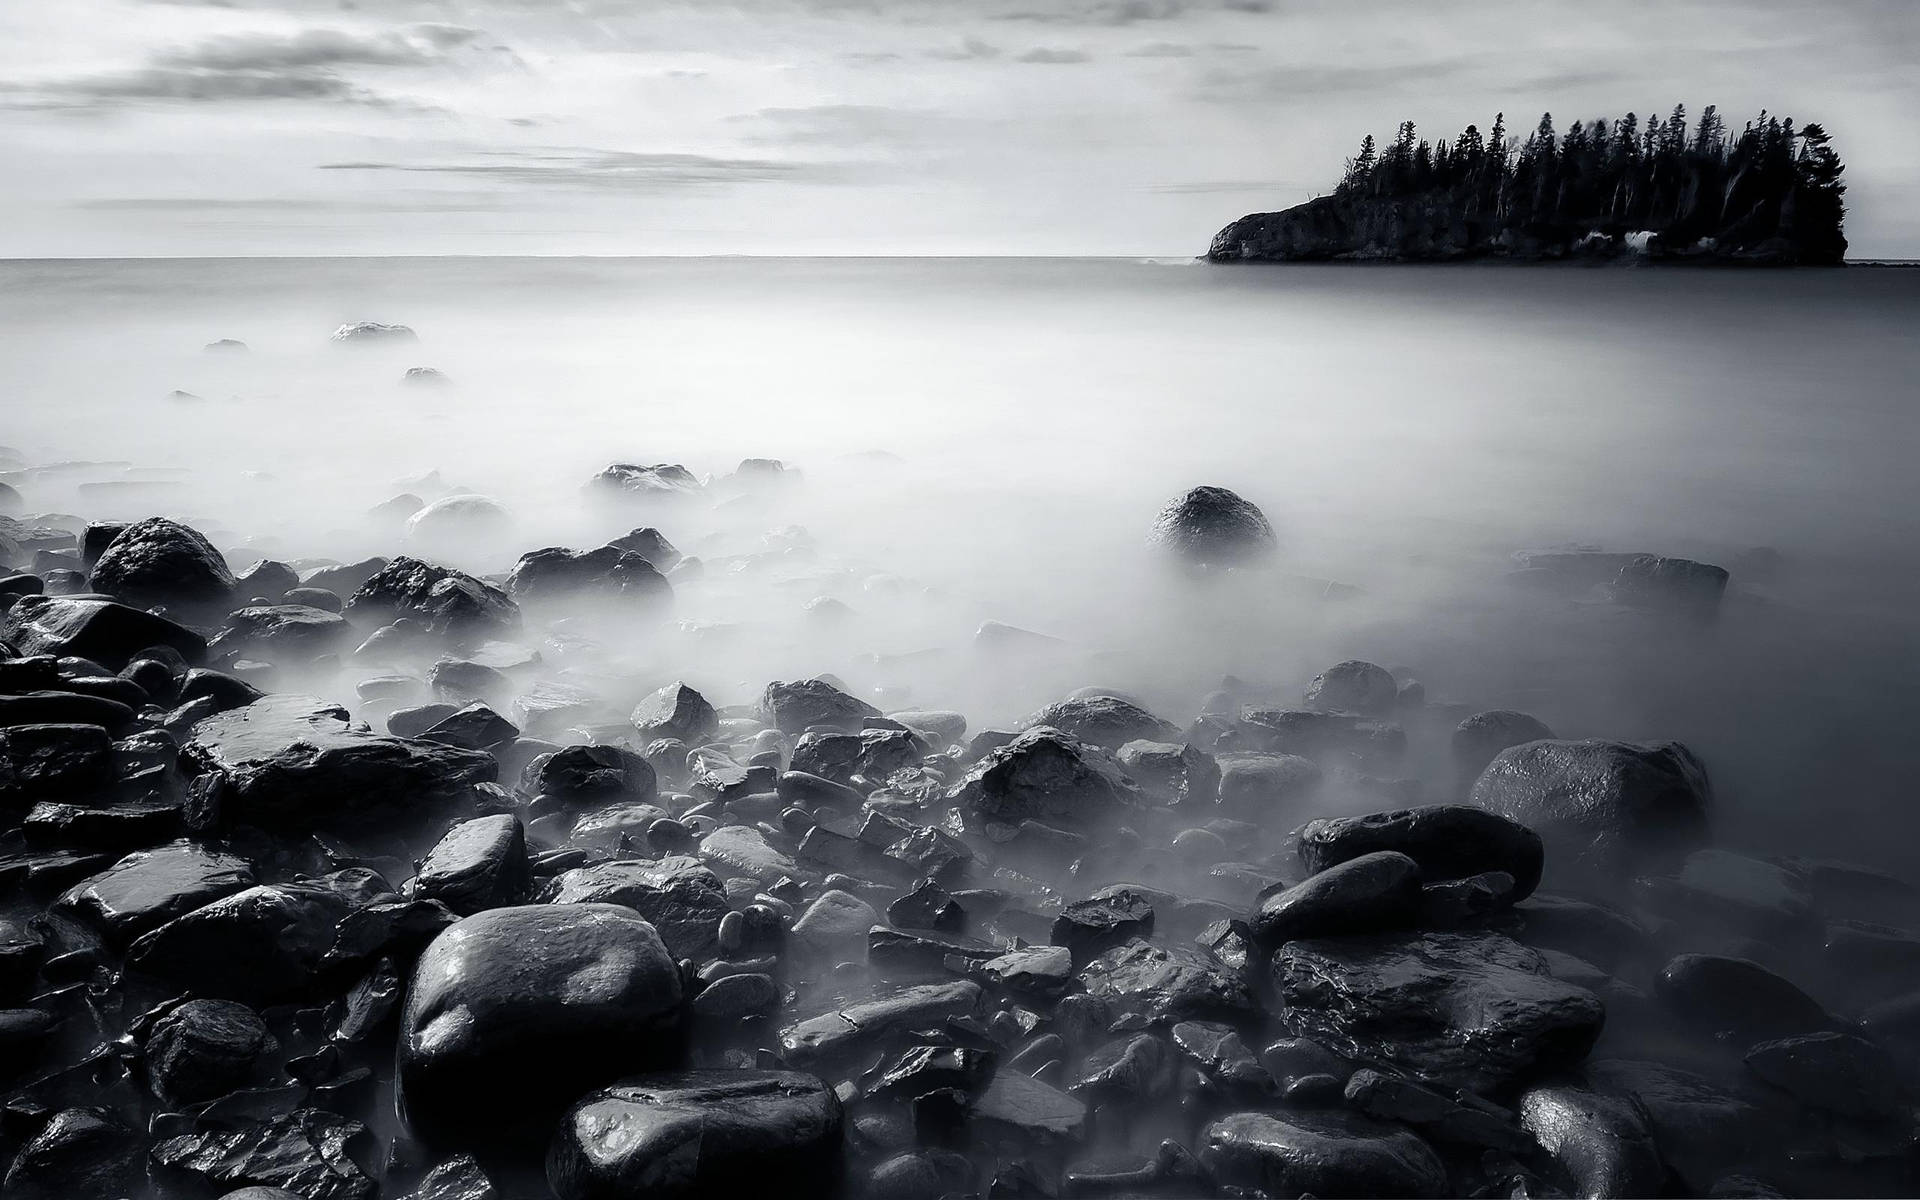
[{"left": 4, "top": 255, "right": 1918, "bottom": 873}]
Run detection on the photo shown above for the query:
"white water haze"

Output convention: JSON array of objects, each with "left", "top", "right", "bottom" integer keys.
[{"left": 4, "top": 256, "right": 1919, "bottom": 870}]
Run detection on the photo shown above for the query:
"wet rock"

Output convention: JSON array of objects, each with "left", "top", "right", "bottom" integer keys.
[
  {"left": 213, "top": 604, "right": 355, "bottom": 662},
  {"left": 1303, "top": 660, "right": 1399, "bottom": 715},
  {"left": 0, "top": 689, "right": 135, "bottom": 732},
  {"left": 1638, "top": 848, "right": 1814, "bottom": 938},
  {"left": 89, "top": 516, "right": 237, "bottom": 612},
  {"left": 1200, "top": 1109, "right": 1447, "bottom": 1199},
  {"left": 1586, "top": 1059, "right": 1770, "bottom": 1193},
  {"left": 790, "top": 727, "right": 922, "bottom": 786},
  {"left": 52, "top": 838, "right": 255, "bottom": 949},
  {"left": 1469, "top": 738, "right": 1711, "bottom": 880},
  {"left": 332, "top": 321, "right": 416, "bottom": 342},
  {"left": 590, "top": 462, "right": 704, "bottom": 501},
  {"left": 507, "top": 545, "right": 671, "bottom": 610},
  {"left": 1171, "top": 1020, "right": 1275, "bottom": 1098},
  {"left": 1452, "top": 710, "right": 1556, "bottom": 779},
  {"left": 700, "top": 824, "right": 796, "bottom": 884},
  {"left": 183, "top": 695, "right": 497, "bottom": 831},
  {"left": 1077, "top": 938, "right": 1259, "bottom": 1025},
  {"left": 1655, "top": 954, "right": 1833, "bottom": 1043},
  {"left": 235, "top": 559, "right": 301, "bottom": 600},
  {"left": 1297, "top": 805, "right": 1545, "bottom": 901},
  {"left": 1610, "top": 553, "right": 1729, "bottom": 616},
  {"left": 344, "top": 556, "right": 520, "bottom": 642},
  {"left": 1250, "top": 851, "right": 1422, "bottom": 947},
  {"left": 1, "top": 1106, "right": 144, "bottom": 1200},
  {"left": 400, "top": 904, "right": 684, "bottom": 1145},
  {"left": 1271, "top": 930, "right": 1605, "bottom": 1094},
  {"left": 692, "top": 971, "right": 780, "bottom": 1021},
  {"left": 888, "top": 879, "right": 966, "bottom": 932},
  {"left": 1517, "top": 1081, "right": 1665, "bottom": 1199},
  {"left": 2, "top": 593, "right": 206, "bottom": 668},
  {"left": 1215, "top": 751, "right": 1321, "bottom": 818},
  {"left": 1511, "top": 892, "right": 1651, "bottom": 971},
  {"left": 151, "top": 1108, "right": 375, "bottom": 1200},
  {"left": 973, "top": 1070, "right": 1087, "bottom": 1143},
  {"left": 757, "top": 678, "right": 880, "bottom": 734},
  {"left": 0, "top": 722, "right": 115, "bottom": 799},
  {"left": 977, "top": 945, "right": 1074, "bottom": 998},
  {"left": 548, "top": 856, "right": 730, "bottom": 961},
  {"left": 1742, "top": 1031, "right": 1906, "bottom": 1118},
  {"left": 413, "top": 814, "right": 528, "bottom": 915},
  {"left": 418, "top": 702, "right": 517, "bottom": 751},
  {"left": 949, "top": 725, "right": 1142, "bottom": 828},
  {"left": 780, "top": 980, "right": 982, "bottom": 1066},
  {"left": 1344, "top": 1068, "right": 1529, "bottom": 1152},
  {"left": 792, "top": 889, "right": 878, "bottom": 960},
  {"left": 607, "top": 526, "right": 681, "bottom": 570},
  {"left": 323, "top": 896, "right": 459, "bottom": 970},
  {"left": 1052, "top": 889, "right": 1156, "bottom": 962},
  {"left": 1026, "top": 694, "right": 1178, "bottom": 750},
  {"left": 1149, "top": 486, "right": 1276, "bottom": 567},
  {"left": 631, "top": 681, "right": 718, "bottom": 744},
  {"left": 141, "top": 997, "right": 276, "bottom": 1107},
  {"left": 547, "top": 1069, "right": 842, "bottom": 1200},
  {"left": 126, "top": 881, "right": 352, "bottom": 1002}
]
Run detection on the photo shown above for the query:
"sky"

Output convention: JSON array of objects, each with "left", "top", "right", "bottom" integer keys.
[{"left": 2, "top": 0, "right": 1915, "bottom": 257}]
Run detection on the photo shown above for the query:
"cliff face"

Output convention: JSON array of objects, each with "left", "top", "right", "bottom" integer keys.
[{"left": 1207, "top": 193, "right": 1845, "bottom": 265}]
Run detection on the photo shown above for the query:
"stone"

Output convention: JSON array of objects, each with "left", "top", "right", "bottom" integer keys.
[
  {"left": 1517, "top": 1081, "right": 1665, "bottom": 1199},
  {"left": 607, "top": 526, "right": 681, "bottom": 570},
  {"left": 547, "top": 856, "right": 730, "bottom": 961},
  {"left": 972, "top": 1070, "right": 1087, "bottom": 1142},
  {"left": 1025, "top": 694, "right": 1178, "bottom": 750},
  {"left": 1, "top": 593, "right": 207, "bottom": 668},
  {"left": 418, "top": 702, "right": 518, "bottom": 751},
  {"left": 692, "top": 972, "right": 780, "bottom": 1021},
  {"left": 212, "top": 605, "right": 354, "bottom": 662},
  {"left": 1344, "top": 1068, "right": 1530, "bottom": 1152},
  {"left": 403, "top": 495, "right": 512, "bottom": 546},
  {"left": 780, "top": 980, "right": 982, "bottom": 1066},
  {"left": 1270, "top": 930, "right": 1605, "bottom": 1094},
  {"left": 89, "top": 516, "right": 237, "bottom": 612},
  {"left": 888, "top": 879, "right": 966, "bottom": 932},
  {"left": 790, "top": 727, "right": 922, "bottom": 786},
  {"left": 52, "top": 839, "right": 255, "bottom": 949},
  {"left": 1639, "top": 848, "right": 1814, "bottom": 937},
  {"left": 396, "top": 1154, "right": 496, "bottom": 1200},
  {"left": 1297, "top": 805, "right": 1545, "bottom": 901},
  {"left": 126, "top": 882, "right": 352, "bottom": 1002},
  {"left": 548, "top": 1070, "right": 842, "bottom": 1200},
  {"left": 234, "top": 559, "right": 300, "bottom": 600},
  {"left": 590, "top": 462, "right": 704, "bottom": 501},
  {"left": 1250, "top": 851, "right": 1423, "bottom": 947},
  {"left": 1148, "top": 486, "right": 1277, "bottom": 566},
  {"left": 1610, "top": 553, "right": 1730, "bottom": 616},
  {"left": 1452, "top": 710, "right": 1556, "bottom": 779},
  {"left": 1200, "top": 1109, "right": 1447, "bottom": 1199},
  {"left": 1215, "top": 751, "right": 1321, "bottom": 818},
  {"left": 1743, "top": 1031, "right": 1906, "bottom": 1118},
  {"left": 344, "top": 557, "right": 520, "bottom": 641},
  {"left": 1115, "top": 739, "right": 1219, "bottom": 806},
  {"left": 507, "top": 545, "right": 671, "bottom": 610},
  {"left": 1469, "top": 738, "right": 1711, "bottom": 880},
  {"left": 150, "top": 1108, "right": 375, "bottom": 1200},
  {"left": 792, "top": 889, "right": 879, "bottom": 959},
  {"left": 413, "top": 815, "right": 528, "bottom": 915},
  {"left": 142, "top": 997, "right": 276, "bottom": 1107},
  {"left": 1586, "top": 1059, "right": 1771, "bottom": 1193},
  {"left": 1170, "top": 1021, "right": 1276, "bottom": 1098},
  {"left": 1303, "top": 660, "right": 1399, "bottom": 715},
  {"left": 523, "top": 743, "right": 656, "bottom": 805},
  {"left": 1052, "top": 889, "right": 1156, "bottom": 962},
  {"left": 756, "top": 678, "right": 879, "bottom": 734},
  {"left": 949, "top": 725, "right": 1142, "bottom": 828},
  {"left": 332, "top": 321, "right": 416, "bottom": 342},
  {"left": 700, "top": 824, "right": 797, "bottom": 884},
  {"left": 0, "top": 690, "right": 135, "bottom": 732},
  {"left": 0, "top": 722, "right": 115, "bottom": 800},
  {"left": 1655, "top": 954, "right": 1833, "bottom": 1043},
  {"left": 1, "top": 1107, "right": 144, "bottom": 1200},
  {"left": 1076, "top": 938, "right": 1260, "bottom": 1025},
  {"left": 631, "top": 681, "right": 718, "bottom": 744}
]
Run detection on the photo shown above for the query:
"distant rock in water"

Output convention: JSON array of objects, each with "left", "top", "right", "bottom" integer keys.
[
  {"left": 331, "top": 322, "right": 417, "bottom": 344},
  {"left": 589, "top": 463, "right": 704, "bottom": 501},
  {"left": 203, "top": 339, "right": 247, "bottom": 353},
  {"left": 1150, "top": 486, "right": 1276, "bottom": 567},
  {"left": 403, "top": 495, "right": 512, "bottom": 550},
  {"left": 401, "top": 367, "right": 449, "bottom": 387}
]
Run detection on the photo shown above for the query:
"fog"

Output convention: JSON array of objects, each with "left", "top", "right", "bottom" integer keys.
[{"left": 5, "top": 255, "right": 1919, "bottom": 871}]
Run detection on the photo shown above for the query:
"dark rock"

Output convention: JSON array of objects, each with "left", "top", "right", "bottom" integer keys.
[
  {"left": 344, "top": 557, "right": 520, "bottom": 641},
  {"left": 507, "top": 545, "right": 671, "bottom": 609},
  {"left": 1743, "top": 1031, "right": 1907, "bottom": 1118},
  {"left": 0, "top": 722, "right": 114, "bottom": 800},
  {"left": 590, "top": 462, "right": 703, "bottom": 501},
  {"left": 699, "top": 824, "right": 796, "bottom": 884},
  {"left": 1148, "top": 486, "right": 1276, "bottom": 567},
  {"left": 1077, "top": 937, "right": 1259, "bottom": 1025},
  {"left": 1304, "top": 660, "right": 1398, "bottom": 715},
  {"left": 1053, "top": 889, "right": 1156, "bottom": 962},
  {"left": 126, "top": 882, "right": 351, "bottom": 1002},
  {"left": 427, "top": 658, "right": 509, "bottom": 704},
  {"left": 1, "top": 1106, "right": 144, "bottom": 1200},
  {"left": 142, "top": 997, "right": 276, "bottom": 1107},
  {"left": 301, "top": 557, "right": 388, "bottom": 596},
  {"left": 396, "top": 1154, "right": 496, "bottom": 1200},
  {"left": 1250, "top": 851, "right": 1422, "bottom": 947},
  {"left": 524, "top": 742, "right": 656, "bottom": 805},
  {"left": 413, "top": 814, "right": 528, "bottom": 915},
  {"left": 1511, "top": 892, "right": 1652, "bottom": 971},
  {"left": 1452, "top": 710, "right": 1556, "bottom": 779},
  {"left": 323, "top": 897, "right": 459, "bottom": 970},
  {"left": 89, "top": 516, "right": 236, "bottom": 612},
  {"left": 869, "top": 926, "right": 1003, "bottom": 978},
  {"left": 977, "top": 945, "right": 1074, "bottom": 998},
  {"left": 283, "top": 586, "right": 342, "bottom": 613},
  {"left": 418, "top": 702, "right": 517, "bottom": 751},
  {"left": 0, "top": 690, "right": 135, "bottom": 733},
  {"left": 213, "top": 605, "right": 354, "bottom": 662},
  {"left": 972, "top": 1070, "right": 1087, "bottom": 1142},
  {"left": 1200, "top": 1109, "right": 1447, "bottom": 1199},
  {"left": 1271, "top": 930, "right": 1605, "bottom": 1094},
  {"left": 179, "top": 667, "right": 267, "bottom": 714},
  {"left": 889, "top": 879, "right": 966, "bottom": 932},
  {"left": 1026, "top": 694, "right": 1178, "bottom": 750},
  {"left": 1344, "top": 1068, "right": 1530, "bottom": 1152},
  {"left": 389, "top": 703, "right": 460, "bottom": 739},
  {"left": 631, "top": 681, "right": 717, "bottom": 744},
  {"left": 792, "top": 889, "right": 878, "bottom": 960},
  {"left": 1297, "top": 805, "right": 1544, "bottom": 901},
  {"left": 150, "top": 1108, "right": 375, "bottom": 1200},
  {"left": 1655, "top": 954, "right": 1833, "bottom": 1043},
  {"left": 52, "top": 838, "right": 255, "bottom": 949},
  {"left": 757, "top": 678, "right": 879, "bottom": 734},
  {"left": 1586, "top": 1059, "right": 1771, "bottom": 1193},
  {"left": 1470, "top": 738, "right": 1711, "bottom": 880},
  {"left": 606, "top": 527, "right": 681, "bottom": 570},
  {"left": 790, "top": 727, "right": 922, "bottom": 786},
  {"left": 1517, "top": 1081, "right": 1665, "bottom": 1198},
  {"left": 949, "top": 725, "right": 1141, "bottom": 828},
  {"left": 235, "top": 559, "right": 301, "bottom": 600},
  {"left": 1610, "top": 554, "right": 1730, "bottom": 616},
  {"left": 1215, "top": 751, "right": 1321, "bottom": 818},
  {"left": 1115, "top": 739, "right": 1218, "bottom": 806},
  {"left": 1170, "top": 1020, "right": 1275, "bottom": 1098},
  {"left": 547, "top": 1069, "right": 841, "bottom": 1200},
  {"left": 692, "top": 971, "right": 780, "bottom": 1021},
  {"left": 780, "top": 980, "right": 982, "bottom": 1066},
  {"left": 399, "top": 904, "right": 684, "bottom": 1144},
  {"left": 1, "top": 593, "right": 206, "bottom": 668}
]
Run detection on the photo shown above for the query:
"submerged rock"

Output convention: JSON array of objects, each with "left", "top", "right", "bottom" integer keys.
[
  {"left": 1149, "top": 486, "right": 1277, "bottom": 567},
  {"left": 1610, "top": 553, "right": 1730, "bottom": 616}
]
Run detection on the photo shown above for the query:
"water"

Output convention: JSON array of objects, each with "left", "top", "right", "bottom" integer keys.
[{"left": 4, "top": 256, "right": 1919, "bottom": 870}]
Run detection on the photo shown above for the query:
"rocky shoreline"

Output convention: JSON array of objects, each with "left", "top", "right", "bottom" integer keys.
[{"left": 3, "top": 455, "right": 1918, "bottom": 1199}]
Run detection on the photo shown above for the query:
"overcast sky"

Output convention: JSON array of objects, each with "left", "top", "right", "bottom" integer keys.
[{"left": 3, "top": 0, "right": 1915, "bottom": 257}]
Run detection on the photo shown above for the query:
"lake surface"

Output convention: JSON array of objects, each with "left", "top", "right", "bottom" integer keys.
[{"left": 4, "top": 257, "right": 1918, "bottom": 868}]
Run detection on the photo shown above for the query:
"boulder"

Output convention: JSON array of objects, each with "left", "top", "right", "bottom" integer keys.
[
  {"left": 1517, "top": 1081, "right": 1665, "bottom": 1198},
  {"left": 212, "top": 605, "right": 355, "bottom": 662},
  {"left": 344, "top": 557, "right": 520, "bottom": 642},
  {"left": 1077, "top": 937, "right": 1260, "bottom": 1025},
  {"left": 1149, "top": 486, "right": 1277, "bottom": 567},
  {"left": 507, "top": 545, "right": 671, "bottom": 610},
  {"left": 412, "top": 814, "right": 528, "bottom": 915},
  {"left": 1304, "top": 660, "right": 1399, "bottom": 715},
  {"left": 1296, "top": 805, "right": 1544, "bottom": 901},
  {"left": 1, "top": 1107, "right": 145, "bottom": 1200},
  {"left": 1742, "top": 1031, "right": 1907, "bottom": 1119},
  {"left": 547, "top": 856, "right": 730, "bottom": 961},
  {"left": 89, "top": 516, "right": 237, "bottom": 612},
  {"left": 52, "top": 839, "right": 255, "bottom": 949},
  {"left": 607, "top": 527, "right": 681, "bottom": 570},
  {"left": 948, "top": 725, "right": 1142, "bottom": 828},
  {"left": 1451, "top": 710, "right": 1555, "bottom": 779},
  {"left": 1655, "top": 954, "right": 1833, "bottom": 1043},
  {"left": 630, "top": 681, "right": 718, "bottom": 744},
  {"left": 332, "top": 321, "right": 416, "bottom": 342},
  {"left": 1115, "top": 739, "right": 1219, "bottom": 806},
  {"left": 524, "top": 743, "right": 656, "bottom": 805},
  {"left": 756, "top": 678, "right": 879, "bottom": 734},
  {"left": 1469, "top": 738, "right": 1711, "bottom": 880},
  {"left": 1250, "top": 851, "right": 1423, "bottom": 947},
  {"left": 1200, "top": 1110, "right": 1447, "bottom": 1198},
  {"left": 399, "top": 904, "right": 684, "bottom": 1144},
  {"left": 0, "top": 722, "right": 115, "bottom": 800},
  {"left": 1610, "top": 554, "right": 1730, "bottom": 616},
  {"left": 1025, "top": 693, "right": 1179, "bottom": 750},
  {"left": 590, "top": 462, "right": 704, "bottom": 500},
  {"left": 126, "top": 882, "right": 352, "bottom": 1002},
  {"left": 141, "top": 997, "right": 276, "bottom": 1107},
  {"left": 1, "top": 593, "right": 206, "bottom": 668},
  {"left": 547, "top": 1070, "right": 841, "bottom": 1200},
  {"left": 1270, "top": 930, "right": 1605, "bottom": 1094},
  {"left": 780, "top": 980, "right": 981, "bottom": 1066},
  {"left": 789, "top": 727, "right": 922, "bottom": 785}
]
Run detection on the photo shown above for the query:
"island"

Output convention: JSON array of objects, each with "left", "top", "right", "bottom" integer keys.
[{"left": 1209, "top": 105, "right": 1847, "bottom": 264}]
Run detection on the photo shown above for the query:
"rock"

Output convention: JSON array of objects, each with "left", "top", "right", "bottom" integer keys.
[
  {"left": 1052, "top": 889, "right": 1156, "bottom": 962},
  {"left": 1077, "top": 937, "right": 1259, "bottom": 1025},
  {"left": 1743, "top": 1031, "right": 1907, "bottom": 1118},
  {"left": 344, "top": 557, "right": 520, "bottom": 642},
  {"left": 0, "top": 689, "right": 135, "bottom": 732},
  {"left": 977, "top": 945, "right": 1074, "bottom": 997},
  {"left": 756, "top": 678, "right": 879, "bottom": 734},
  {"left": 887, "top": 879, "right": 966, "bottom": 932},
  {"left": 792, "top": 889, "right": 879, "bottom": 960},
  {"left": 1271, "top": 930, "right": 1605, "bottom": 1094},
  {"left": 126, "top": 882, "right": 352, "bottom": 1002},
  {"left": 332, "top": 321, "right": 416, "bottom": 342},
  {"left": 1297, "top": 805, "right": 1544, "bottom": 901},
  {"left": 1655, "top": 954, "right": 1832, "bottom": 1043},
  {"left": 1025, "top": 694, "right": 1178, "bottom": 750},
  {"left": 213, "top": 604, "right": 355, "bottom": 662},
  {"left": 413, "top": 815, "right": 528, "bottom": 915},
  {"left": 400, "top": 904, "right": 684, "bottom": 1144},
  {"left": 89, "top": 516, "right": 237, "bottom": 612},
  {"left": 1452, "top": 710, "right": 1555, "bottom": 779},
  {"left": 235, "top": 559, "right": 301, "bottom": 600},
  {"left": 401, "top": 366, "right": 449, "bottom": 387},
  {"left": 183, "top": 695, "right": 497, "bottom": 831},
  {"left": 419, "top": 702, "right": 518, "bottom": 751},
  {"left": 1215, "top": 750, "right": 1322, "bottom": 818},
  {"left": 1115, "top": 739, "right": 1219, "bottom": 806},
  {"left": 948, "top": 725, "right": 1142, "bottom": 828},
  {"left": 692, "top": 972, "right": 780, "bottom": 1021},
  {"left": 507, "top": 545, "right": 671, "bottom": 610},
  {"left": 607, "top": 527, "right": 681, "bottom": 570},
  {"left": 548, "top": 1070, "right": 842, "bottom": 1200},
  {"left": 1, "top": 593, "right": 207, "bottom": 668},
  {"left": 150, "top": 1108, "right": 375, "bottom": 1200},
  {"left": 302, "top": 557, "right": 388, "bottom": 596},
  {"left": 1511, "top": 892, "right": 1652, "bottom": 971},
  {"left": 1344, "top": 1068, "right": 1530, "bottom": 1152},
  {"left": 323, "top": 897, "right": 459, "bottom": 970},
  {"left": 1200, "top": 1109, "right": 1447, "bottom": 1199},
  {"left": 1171, "top": 1021, "right": 1275, "bottom": 1098},
  {"left": 790, "top": 727, "right": 922, "bottom": 785},
  {"left": 52, "top": 839, "right": 255, "bottom": 949},
  {"left": 1517, "top": 1082, "right": 1665, "bottom": 1199},
  {"left": 631, "top": 681, "right": 718, "bottom": 744},
  {"left": 780, "top": 980, "right": 982, "bottom": 1066},
  {"left": 142, "top": 997, "right": 276, "bottom": 1107},
  {"left": 1469, "top": 738, "right": 1711, "bottom": 880},
  {"left": 1610, "top": 554, "right": 1730, "bottom": 616},
  {"left": 1586, "top": 1059, "right": 1771, "bottom": 1193},
  {"left": 0, "top": 722, "right": 115, "bottom": 799},
  {"left": 1304, "top": 660, "right": 1399, "bottom": 715},
  {"left": 544, "top": 856, "right": 728, "bottom": 958},
  {"left": 699, "top": 824, "right": 796, "bottom": 884},
  {"left": 1149, "top": 486, "right": 1277, "bottom": 566},
  {"left": 1250, "top": 851, "right": 1422, "bottom": 947},
  {"left": 1, "top": 1107, "right": 144, "bottom": 1200},
  {"left": 590, "top": 462, "right": 704, "bottom": 501},
  {"left": 972, "top": 1070, "right": 1087, "bottom": 1142}
]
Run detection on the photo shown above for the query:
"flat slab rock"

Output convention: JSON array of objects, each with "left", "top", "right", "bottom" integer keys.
[
  {"left": 1201, "top": 1109, "right": 1447, "bottom": 1198},
  {"left": 1270, "top": 929, "right": 1605, "bottom": 1095},
  {"left": 183, "top": 695, "right": 496, "bottom": 831},
  {"left": 1076, "top": 937, "right": 1260, "bottom": 1025}
]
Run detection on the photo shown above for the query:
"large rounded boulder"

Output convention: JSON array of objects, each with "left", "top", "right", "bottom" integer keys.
[
  {"left": 507, "top": 546, "right": 671, "bottom": 611},
  {"left": 89, "top": 517, "right": 236, "bottom": 613},
  {"left": 399, "top": 904, "right": 684, "bottom": 1146},
  {"left": 1149, "top": 486, "right": 1277, "bottom": 567}
]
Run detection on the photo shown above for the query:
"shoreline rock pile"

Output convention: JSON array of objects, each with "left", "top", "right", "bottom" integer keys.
[{"left": 2, "top": 492, "right": 1916, "bottom": 1199}]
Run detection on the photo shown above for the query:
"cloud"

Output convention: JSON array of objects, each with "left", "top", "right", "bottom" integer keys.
[
  {"left": 153, "top": 25, "right": 484, "bottom": 71},
  {"left": 5, "top": 67, "right": 384, "bottom": 107},
  {"left": 318, "top": 148, "right": 855, "bottom": 190},
  {"left": 1015, "top": 47, "right": 1093, "bottom": 64},
  {"left": 1193, "top": 56, "right": 1488, "bottom": 102},
  {"left": 733, "top": 105, "right": 939, "bottom": 149}
]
